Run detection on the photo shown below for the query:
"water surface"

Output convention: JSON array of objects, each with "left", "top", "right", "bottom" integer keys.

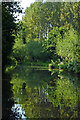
[{"left": 2, "top": 65, "right": 80, "bottom": 119}]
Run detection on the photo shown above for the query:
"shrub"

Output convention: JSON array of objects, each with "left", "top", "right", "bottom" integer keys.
[{"left": 67, "top": 60, "right": 80, "bottom": 73}]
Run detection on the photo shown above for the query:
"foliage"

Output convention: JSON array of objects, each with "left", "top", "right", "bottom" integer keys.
[
  {"left": 45, "top": 25, "right": 80, "bottom": 73},
  {"left": 2, "top": 1, "right": 80, "bottom": 119},
  {"left": 47, "top": 72, "right": 80, "bottom": 118},
  {"left": 12, "top": 38, "right": 50, "bottom": 63},
  {"left": 22, "top": 2, "right": 62, "bottom": 41},
  {"left": 10, "top": 65, "right": 80, "bottom": 119},
  {"left": 56, "top": 26, "right": 79, "bottom": 62},
  {"left": 11, "top": 2, "right": 80, "bottom": 73},
  {"left": 58, "top": 62, "right": 67, "bottom": 70},
  {"left": 60, "top": 2, "right": 80, "bottom": 32},
  {"left": 43, "top": 27, "right": 61, "bottom": 53},
  {"left": 2, "top": 2, "right": 22, "bottom": 71},
  {"left": 43, "top": 26, "right": 69, "bottom": 61},
  {"left": 25, "top": 40, "right": 44, "bottom": 62},
  {"left": 67, "top": 60, "right": 80, "bottom": 73}
]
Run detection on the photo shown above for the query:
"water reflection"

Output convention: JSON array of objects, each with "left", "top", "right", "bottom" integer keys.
[
  {"left": 10, "top": 66, "right": 80, "bottom": 119},
  {"left": 11, "top": 104, "right": 26, "bottom": 119}
]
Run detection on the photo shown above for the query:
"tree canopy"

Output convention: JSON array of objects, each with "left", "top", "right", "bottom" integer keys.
[
  {"left": 3, "top": 1, "right": 80, "bottom": 73},
  {"left": 2, "top": 2, "right": 22, "bottom": 71}
]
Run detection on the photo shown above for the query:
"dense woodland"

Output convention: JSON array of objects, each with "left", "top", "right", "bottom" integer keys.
[
  {"left": 2, "top": 2, "right": 22, "bottom": 71},
  {"left": 2, "top": 1, "right": 80, "bottom": 73}
]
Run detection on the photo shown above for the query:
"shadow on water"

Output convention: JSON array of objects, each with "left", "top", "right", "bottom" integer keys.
[
  {"left": 2, "top": 72, "right": 14, "bottom": 120},
  {"left": 2, "top": 65, "right": 80, "bottom": 119},
  {"left": 2, "top": 72, "right": 28, "bottom": 120}
]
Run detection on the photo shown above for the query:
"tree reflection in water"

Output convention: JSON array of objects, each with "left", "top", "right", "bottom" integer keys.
[{"left": 10, "top": 66, "right": 80, "bottom": 119}]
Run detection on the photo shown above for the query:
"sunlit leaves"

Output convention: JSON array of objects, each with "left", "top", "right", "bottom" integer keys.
[{"left": 56, "top": 26, "right": 79, "bottom": 62}]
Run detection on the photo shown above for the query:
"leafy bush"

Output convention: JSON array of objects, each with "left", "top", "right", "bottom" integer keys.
[
  {"left": 43, "top": 27, "right": 62, "bottom": 57},
  {"left": 56, "top": 26, "right": 79, "bottom": 62},
  {"left": 67, "top": 60, "right": 80, "bottom": 73},
  {"left": 25, "top": 40, "right": 50, "bottom": 62},
  {"left": 12, "top": 38, "right": 50, "bottom": 64},
  {"left": 49, "top": 59, "right": 59, "bottom": 69},
  {"left": 13, "top": 44, "right": 27, "bottom": 63}
]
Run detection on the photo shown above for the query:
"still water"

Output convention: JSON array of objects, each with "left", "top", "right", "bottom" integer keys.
[{"left": 2, "top": 65, "right": 80, "bottom": 119}]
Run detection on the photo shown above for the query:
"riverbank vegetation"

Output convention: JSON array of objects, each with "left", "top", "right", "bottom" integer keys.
[
  {"left": 3, "top": 1, "right": 80, "bottom": 73},
  {"left": 2, "top": 2, "right": 22, "bottom": 72}
]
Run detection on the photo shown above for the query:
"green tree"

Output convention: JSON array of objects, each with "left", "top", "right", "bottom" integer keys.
[
  {"left": 22, "top": 2, "right": 62, "bottom": 41},
  {"left": 60, "top": 2, "right": 80, "bottom": 32},
  {"left": 2, "top": 2, "right": 22, "bottom": 71},
  {"left": 56, "top": 26, "right": 80, "bottom": 73},
  {"left": 56, "top": 26, "right": 79, "bottom": 62}
]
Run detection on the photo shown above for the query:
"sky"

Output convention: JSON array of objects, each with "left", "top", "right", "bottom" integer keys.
[
  {"left": 20, "top": 0, "right": 35, "bottom": 9},
  {"left": 17, "top": 0, "right": 36, "bottom": 20}
]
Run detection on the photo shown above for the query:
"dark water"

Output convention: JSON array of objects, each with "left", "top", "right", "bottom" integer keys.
[{"left": 2, "top": 65, "right": 80, "bottom": 119}]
